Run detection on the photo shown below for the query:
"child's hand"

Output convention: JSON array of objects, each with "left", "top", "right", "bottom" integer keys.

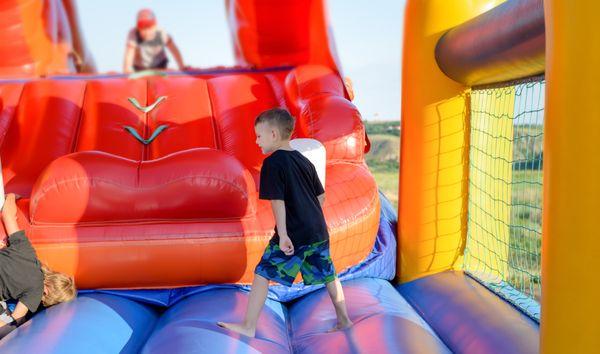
[{"left": 279, "top": 236, "right": 294, "bottom": 256}]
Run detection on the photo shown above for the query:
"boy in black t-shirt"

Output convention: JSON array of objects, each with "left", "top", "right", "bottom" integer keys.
[{"left": 217, "top": 108, "right": 353, "bottom": 337}]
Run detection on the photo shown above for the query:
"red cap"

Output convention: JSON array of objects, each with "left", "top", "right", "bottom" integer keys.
[{"left": 136, "top": 9, "right": 156, "bottom": 30}]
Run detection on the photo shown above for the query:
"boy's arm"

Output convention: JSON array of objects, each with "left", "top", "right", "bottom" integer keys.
[
  {"left": 11, "top": 302, "right": 28, "bottom": 321},
  {"left": 123, "top": 30, "right": 137, "bottom": 73},
  {"left": 270, "top": 200, "right": 288, "bottom": 237},
  {"left": 123, "top": 45, "right": 135, "bottom": 73},
  {"left": 166, "top": 37, "right": 185, "bottom": 70},
  {"left": 2, "top": 194, "right": 20, "bottom": 236},
  {"left": 270, "top": 200, "right": 294, "bottom": 255},
  {"left": 2, "top": 216, "right": 19, "bottom": 237}
]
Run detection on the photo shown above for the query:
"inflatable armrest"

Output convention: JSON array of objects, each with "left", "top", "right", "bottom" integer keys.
[
  {"left": 285, "top": 65, "right": 365, "bottom": 162},
  {"left": 297, "top": 95, "right": 365, "bottom": 162}
]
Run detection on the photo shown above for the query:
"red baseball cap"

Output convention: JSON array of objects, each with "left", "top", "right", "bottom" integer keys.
[{"left": 136, "top": 9, "right": 156, "bottom": 30}]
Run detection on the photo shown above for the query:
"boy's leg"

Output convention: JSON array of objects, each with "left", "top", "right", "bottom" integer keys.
[
  {"left": 325, "top": 278, "right": 353, "bottom": 331},
  {"left": 217, "top": 242, "right": 301, "bottom": 337},
  {"left": 217, "top": 274, "right": 269, "bottom": 338},
  {"left": 300, "top": 240, "right": 353, "bottom": 331}
]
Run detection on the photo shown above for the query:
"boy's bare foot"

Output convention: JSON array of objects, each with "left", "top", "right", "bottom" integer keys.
[
  {"left": 217, "top": 321, "right": 256, "bottom": 338},
  {"left": 327, "top": 320, "right": 353, "bottom": 332}
]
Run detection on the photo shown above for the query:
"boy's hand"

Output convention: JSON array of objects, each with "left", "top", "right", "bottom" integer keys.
[{"left": 279, "top": 236, "right": 294, "bottom": 256}]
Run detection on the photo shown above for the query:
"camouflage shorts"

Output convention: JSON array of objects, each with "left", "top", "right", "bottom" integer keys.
[{"left": 255, "top": 239, "right": 336, "bottom": 287}]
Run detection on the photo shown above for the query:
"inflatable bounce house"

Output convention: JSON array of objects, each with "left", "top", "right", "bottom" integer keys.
[{"left": 0, "top": 0, "right": 595, "bottom": 353}]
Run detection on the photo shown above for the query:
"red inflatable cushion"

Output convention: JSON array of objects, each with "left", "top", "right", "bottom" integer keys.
[
  {"left": 284, "top": 65, "right": 345, "bottom": 116},
  {"left": 298, "top": 95, "right": 365, "bottom": 162},
  {"left": 29, "top": 148, "right": 256, "bottom": 223}
]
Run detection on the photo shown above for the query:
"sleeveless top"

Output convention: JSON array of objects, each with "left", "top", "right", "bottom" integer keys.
[{"left": 127, "top": 27, "right": 169, "bottom": 69}]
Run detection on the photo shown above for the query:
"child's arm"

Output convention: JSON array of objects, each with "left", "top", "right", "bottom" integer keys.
[
  {"left": 270, "top": 200, "right": 294, "bottom": 255},
  {"left": 10, "top": 302, "right": 28, "bottom": 321},
  {"left": 123, "top": 45, "right": 135, "bottom": 73},
  {"left": 166, "top": 37, "right": 185, "bottom": 70},
  {"left": 0, "top": 301, "right": 29, "bottom": 329},
  {"left": 1, "top": 194, "right": 19, "bottom": 237}
]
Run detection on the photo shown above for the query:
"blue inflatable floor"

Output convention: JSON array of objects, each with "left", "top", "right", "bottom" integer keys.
[
  {"left": 0, "top": 194, "right": 450, "bottom": 353},
  {"left": 0, "top": 278, "right": 450, "bottom": 354}
]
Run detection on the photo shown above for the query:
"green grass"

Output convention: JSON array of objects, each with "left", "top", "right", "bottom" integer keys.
[
  {"left": 363, "top": 126, "right": 400, "bottom": 209},
  {"left": 508, "top": 169, "right": 543, "bottom": 301},
  {"left": 371, "top": 169, "right": 399, "bottom": 209}
]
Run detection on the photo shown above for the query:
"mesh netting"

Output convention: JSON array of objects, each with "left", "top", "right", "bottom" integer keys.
[{"left": 464, "top": 77, "right": 544, "bottom": 321}]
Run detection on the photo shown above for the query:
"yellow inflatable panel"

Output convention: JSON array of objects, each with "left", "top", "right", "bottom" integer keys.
[
  {"left": 542, "top": 0, "right": 600, "bottom": 352},
  {"left": 398, "top": 0, "right": 506, "bottom": 282}
]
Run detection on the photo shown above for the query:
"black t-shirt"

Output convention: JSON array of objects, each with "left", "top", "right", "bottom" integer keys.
[
  {"left": 259, "top": 149, "right": 328, "bottom": 247},
  {"left": 0, "top": 231, "right": 44, "bottom": 312}
]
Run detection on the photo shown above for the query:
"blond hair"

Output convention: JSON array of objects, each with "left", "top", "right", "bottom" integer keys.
[{"left": 41, "top": 265, "right": 77, "bottom": 307}]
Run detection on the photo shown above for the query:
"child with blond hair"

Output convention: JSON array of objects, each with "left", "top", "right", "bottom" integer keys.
[{"left": 0, "top": 194, "right": 76, "bottom": 337}]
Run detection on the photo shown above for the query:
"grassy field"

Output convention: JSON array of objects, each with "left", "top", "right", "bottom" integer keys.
[
  {"left": 363, "top": 121, "right": 400, "bottom": 209},
  {"left": 468, "top": 125, "right": 544, "bottom": 303},
  {"left": 508, "top": 169, "right": 543, "bottom": 301}
]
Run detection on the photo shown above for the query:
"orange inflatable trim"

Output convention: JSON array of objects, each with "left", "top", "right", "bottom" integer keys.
[
  {"left": 0, "top": 0, "right": 95, "bottom": 77},
  {"left": 226, "top": 0, "right": 341, "bottom": 71}
]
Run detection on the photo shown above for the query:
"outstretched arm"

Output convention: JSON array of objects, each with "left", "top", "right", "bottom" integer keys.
[
  {"left": 166, "top": 37, "right": 185, "bottom": 70},
  {"left": 2, "top": 194, "right": 19, "bottom": 236},
  {"left": 0, "top": 301, "right": 28, "bottom": 330},
  {"left": 11, "top": 302, "right": 28, "bottom": 321},
  {"left": 123, "top": 45, "right": 135, "bottom": 73}
]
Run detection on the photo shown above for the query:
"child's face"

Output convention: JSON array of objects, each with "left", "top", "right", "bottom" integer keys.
[
  {"left": 138, "top": 25, "right": 158, "bottom": 41},
  {"left": 255, "top": 122, "right": 278, "bottom": 154}
]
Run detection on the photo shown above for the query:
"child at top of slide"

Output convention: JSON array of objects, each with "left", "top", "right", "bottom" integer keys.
[{"left": 123, "top": 8, "right": 187, "bottom": 73}]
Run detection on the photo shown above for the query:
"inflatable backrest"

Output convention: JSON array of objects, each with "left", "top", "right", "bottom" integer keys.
[
  {"left": 76, "top": 79, "right": 146, "bottom": 160},
  {"left": 2, "top": 80, "right": 85, "bottom": 197},
  {"left": 207, "top": 74, "right": 279, "bottom": 174},
  {"left": 147, "top": 77, "right": 219, "bottom": 160}
]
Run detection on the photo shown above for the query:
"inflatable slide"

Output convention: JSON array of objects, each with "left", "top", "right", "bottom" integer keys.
[{"left": 0, "top": 0, "right": 595, "bottom": 353}]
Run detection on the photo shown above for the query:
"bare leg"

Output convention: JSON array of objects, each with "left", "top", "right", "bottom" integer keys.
[
  {"left": 217, "top": 274, "right": 270, "bottom": 337},
  {"left": 326, "top": 278, "right": 353, "bottom": 332}
]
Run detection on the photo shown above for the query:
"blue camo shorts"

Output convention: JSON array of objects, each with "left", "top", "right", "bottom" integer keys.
[{"left": 254, "top": 239, "right": 336, "bottom": 287}]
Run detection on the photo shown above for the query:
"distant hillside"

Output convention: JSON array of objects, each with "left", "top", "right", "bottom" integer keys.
[
  {"left": 364, "top": 120, "right": 400, "bottom": 137},
  {"left": 366, "top": 134, "right": 399, "bottom": 170},
  {"left": 364, "top": 121, "right": 400, "bottom": 170}
]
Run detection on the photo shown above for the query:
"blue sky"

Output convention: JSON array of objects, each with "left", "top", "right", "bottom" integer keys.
[{"left": 78, "top": 1, "right": 404, "bottom": 120}]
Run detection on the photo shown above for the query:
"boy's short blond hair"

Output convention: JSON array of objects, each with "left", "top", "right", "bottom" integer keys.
[
  {"left": 41, "top": 265, "right": 77, "bottom": 307},
  {"left": 255, "top": 108, "right": 295, "bottom": 140}
]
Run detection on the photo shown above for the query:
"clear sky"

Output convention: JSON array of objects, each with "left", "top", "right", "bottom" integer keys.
[{"left": 78, "top": 1, "right": 404, "bottom": 121}]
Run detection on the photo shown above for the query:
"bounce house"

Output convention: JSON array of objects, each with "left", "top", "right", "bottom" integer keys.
[{"left": 0, "top": 0, "right": 595, "bottom": 353}]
